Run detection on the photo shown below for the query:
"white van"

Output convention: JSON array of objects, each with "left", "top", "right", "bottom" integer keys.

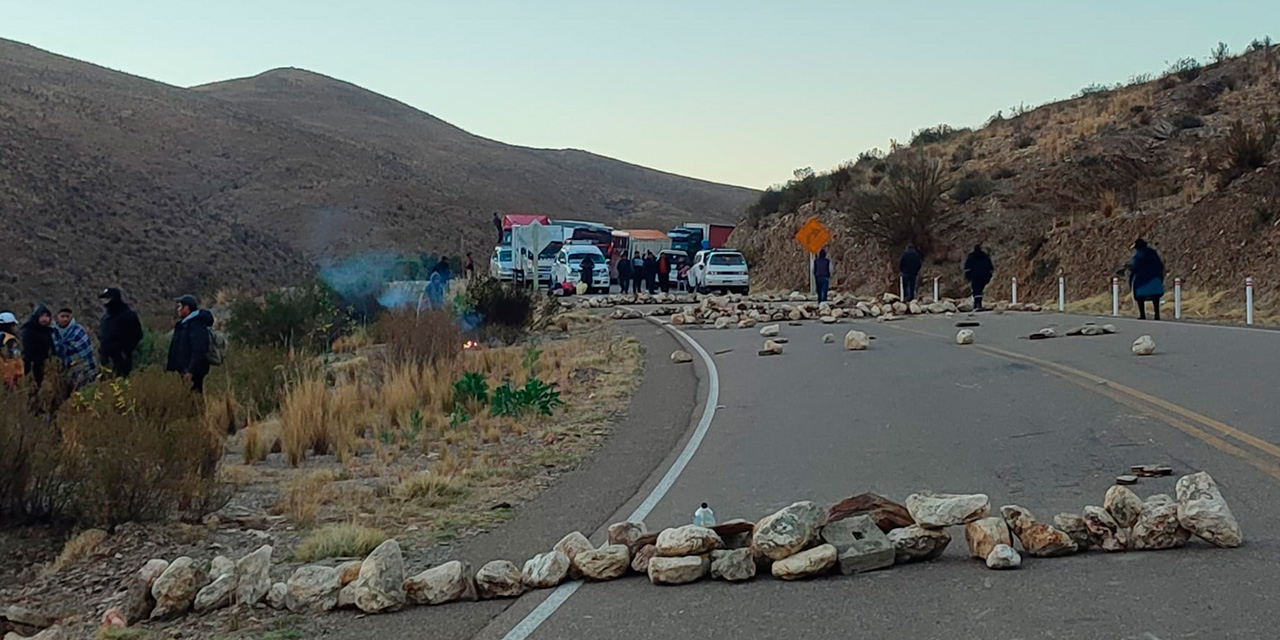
[
  {"left": 688, "top": 249, "right": 749, "bottom": 294},
  {"left": 550, "top": 244, "right": 610, "bottom": 293},
  {"left": 489, "top": 246, "right": 514, "bottom": 281}
]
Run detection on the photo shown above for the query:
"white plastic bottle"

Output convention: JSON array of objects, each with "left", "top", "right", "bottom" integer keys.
[{"left": 693, "top": 502, "right": 716, "bottom": 528}]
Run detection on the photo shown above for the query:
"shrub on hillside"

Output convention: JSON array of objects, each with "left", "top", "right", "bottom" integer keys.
[
  {"left": 910, "top": 124, "right": 968, "bottom": 147},
  {"left": 949, "top": 173, "right": 994, "bottom": 204},
  {"left": 991, "top": 167, "right": 1017, "bottom": 180},
  {"left": 226, "top": 280, "right": 355, "bottom": 352},
  {"left": 466, "top": 277, "right": 534, "bottom": 342},
  {"left": 1077, "top": 83, "right": 1112, "bottom": 97},
  {"left": 845, "top": 153, "right": 951, "bottom": 255},
  {"left": 1174, "top": 114, "right": 1205, "bottom": 130},
  {"left": 205, "top": 344, "right": 292, "bottom": 419},
  {"left": 1165, "top": 57, "right": 1202, "bottom": 82},
  {"left": 373, "top": 308, "right": 462, "bottom": 365},
  {"left": 1217, "top": 115, "right": 1278, "bottom": 185}
]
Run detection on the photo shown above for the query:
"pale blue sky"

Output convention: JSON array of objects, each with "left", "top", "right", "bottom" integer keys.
[{"left": 3, "top": 1, "right": 1275, "bottom": 188}]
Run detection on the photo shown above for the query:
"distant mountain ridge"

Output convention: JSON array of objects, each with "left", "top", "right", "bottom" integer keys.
[{"left": 0, "top": 39, "right": 756, "bottom": 311}]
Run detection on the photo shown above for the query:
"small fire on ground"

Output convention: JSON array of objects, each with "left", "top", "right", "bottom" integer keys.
[{"left": 462, "top": 340, "right": 479, "bottom": 350}]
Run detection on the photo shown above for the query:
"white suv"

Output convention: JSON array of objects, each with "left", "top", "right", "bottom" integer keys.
[
  {"left": 489, "top": 246, "right": 514, "bottom": 280},
  {"left": 689, "top": 249, "right": 749, "bottom": 294},
  {"left": 550, "top": 245, "right": 610, "bottom": 293}
]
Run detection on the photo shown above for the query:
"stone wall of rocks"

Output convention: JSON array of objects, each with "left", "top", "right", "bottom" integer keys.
[{"left": 50, "top": 472, "right": 1238, "bottom": 638}]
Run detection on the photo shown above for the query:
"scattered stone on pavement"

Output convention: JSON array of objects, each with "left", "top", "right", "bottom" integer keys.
[
  {"left": 985, "top": 544, "right": 1022, "bottom": 570},
  {"left": 888, "top": 525, "right": 951, "bottom": 563},
  {"left": 350, "top": 539, "right": 405, "bottom": 613},
  {"left": 759, "top": 324, "right": 780, "bottom": 337},
  {"left": 1133, "top": 335, "right": 1156, "bottom": 355},
  {"left": 771, "top": 544, "right": 838, "bottom": 580},
  {"left": 575, "top": 545, "right": 632, "bottom": 581},
  {"left": 821, "top": 515, "right": 894, "bottom": 575},
  {"left": 1000, "top": 505, "right": 1037, "bottom": 538},
  {"left": 822, "top": 332, "right": 835, "bottom": 344},
  {"left": 647, "top": 556, "right": 709, "bottom": 585},
  {"left": 956, "top": 329, "right": 975, "bottom": 345},
  {"left": 711, "top": 520, "right": 755, "bottom": 549},
  {"left": 1104, "top": 485, "right": 1144, "bottom": 528},
  {"left": 1053, "top": 513, "right": 1093, "bottom": 551},
  {"left": 1017, "top": 523, "right": 1079, "bottom": 557},
  {"left": 521, "top": 551, "right": 571, "bottom": 589},
  {"left": 475, "top": 560, "right": 525, "bottom": 599},
  {"left": 751, "top": 501, "right": 828, "bottom": 561},
  {"left": 759, "top": 339, "right": 784, "bottom": 356},
  {"left": 553, "top": 532, "right": 594, "bottom": 568},
  {"left": 1131, "top": 500, "right": 1191, "bottom": 551},
  {"left": 1176, "top": 471, "right": 1243, "bottom": 548},
  {"left": 285, "top": 565, "right": 342, "bottom": 613},
  {"left": 964, "top": 517, "right": 1012, "bottom": 559},
  {"left": 844, "top": 330, "right": 870, "bottom": 351},
  {"left": 827, "top": 493, "right": 914, "bottom": 533},
  {"left": 607, "top": 521, "right": 648, "bottom": 550},
  {"left": 656, "top": 525, "right": 723, "bottom": 557},
  {"left": 670, "top": 350, "right": 693, "bottom": 363},
  {"left": 404, "top": 560, "right": 475, "bottom": 606},
  {"left": 1083, "top": 506, "right": 1128, "bottom": 552},
  {"left": 709, "top": 548, "right": 756, "bottom": 582},
  {"left": 1116, "top": 474, "right": 1139, "bottom": 485},
  {"left": 631, "top": 545, "right": 657, "bottom": 573},
  {"left": 906, "top": 492, "right": 991, "bottom": 528}
]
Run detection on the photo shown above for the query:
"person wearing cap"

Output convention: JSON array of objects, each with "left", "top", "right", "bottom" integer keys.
[
  {"left": 98, "top": 287, "right": 143, "bottom": 378},
  {"left": 20, "top": 305, "right": 56, "bottom": 390},
  {"left": 166, "top": 294, "right": 214, "bottom": 392},
  {"left": 54, "top": 307, "right": 98, "bottom": 390},
  {"left": 0, "top": 312, "right": 21, "bottom": 389}
]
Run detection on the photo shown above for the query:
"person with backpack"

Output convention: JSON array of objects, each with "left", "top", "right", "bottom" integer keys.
[
  {"left": 167, "top": 294, "right": 215, "bottom": 392},
  {"left": 54, "top": 307, "right": 98, "bottom": 390},
  {"left": 0, "top": 312, "right": 22, "bottom": 389},
  {"left": 98, "top": 287, "right": 143, "bottom": 378},
  {"left": 1126, "top": 238, "right": 1166, "bottom": 320},
  {"left": 963, "top": 244, "right": 994, "bottom": 311}
]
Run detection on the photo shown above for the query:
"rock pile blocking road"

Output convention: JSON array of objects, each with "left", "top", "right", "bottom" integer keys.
[{"left": 70, "top": 474, "right": 1240, "bottom": 637}]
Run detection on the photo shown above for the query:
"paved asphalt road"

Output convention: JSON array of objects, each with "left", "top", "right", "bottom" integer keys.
[{"left": 466, "top": 311, "right": 1280, "bottom": 640}]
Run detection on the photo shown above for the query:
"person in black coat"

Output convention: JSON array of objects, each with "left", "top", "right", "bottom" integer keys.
[
  {"left": 616, "top": 254, "right": 632, "bottom": 294},
  {"left": 899, "top": 244, "right": 924, "bottom": 301},
  {"left": 578, "top": 253, "right": 596, "bottom": 292},
  {"left": 98, "top": 287, "right": 143, "bottom": 378},
  {"left": 1126, "top": 238, "right": 1166, "bottom": 320},
  {"left": 166, "top": 294, "right": 213, "bottom": 392},
  {"left": 813, "top": 249, "right": 832, "bottom": 303},
  {"left": 643, "top": 251, "right": 659, "bottom": 294},
  {"left": 963, "top": 244, "right": 994, "bottom": 310},
  {"left": 20, "top": 304, "right": 56, "bottom": 389}
]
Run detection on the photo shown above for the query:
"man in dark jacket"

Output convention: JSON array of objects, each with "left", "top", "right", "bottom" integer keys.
[
  {"left": 493, "top": 212, "right": 503, "bottom": 243},
  {"left": 616, "top": 254, "right": 632, "bottom": 293},
  {"left": 813, "top": 249, "right": 832, "bottom": 303},
  {"left": 167, "top": 294, "right": 213, "bottom": 392},
  {"left": 1126, "top": 238, "right": 1165, "bottom": 320},
  {"left": 643, "top": 251, "right": 659, "bottom": 294},
  {"left": 98, "top": 287, "right": 143, "bottom": 378},
  {"left": 963, "top": 244, "right": 994, "bottom": 311},
  {"left": 899, "top": 244, "right": 924, "bottom": 301},
  {"left": 20, "top": 305, "right": 56, "bottom": 389},
  {"left": 657, "top": 252, "right": 671, "bottom": 293},
  {"left": 578, "top": 252, "right": 596, "bottom": 293}
]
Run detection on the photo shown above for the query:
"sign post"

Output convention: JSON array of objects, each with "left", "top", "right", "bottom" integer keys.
[{"left": 794, "top": 218, "right": 831, "bottom": 297}]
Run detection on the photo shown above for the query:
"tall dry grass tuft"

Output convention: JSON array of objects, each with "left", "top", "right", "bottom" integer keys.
[
  {"left": 275, "top": 469, "right": 336, "bottom": 527},
  {"left": 397, "top": 472, "right": 468, "bottom": 508},
  {"left": 381, "top": 362, "right": 421, "bottom": 427},
  {"left": 242, "top": 418, "right": 281, "bottom": 464},
  {"left": 293, "top": 523, "right": 387, "bottom": 562},
  {"left": 331, "top": 381, "right": 367, "bottom": 463},
  {"left": 373, "top": 308, "right": 462, "bottom": 366},
  {"left": 280, "top": 373, "right": 329, "bottom": 466}
]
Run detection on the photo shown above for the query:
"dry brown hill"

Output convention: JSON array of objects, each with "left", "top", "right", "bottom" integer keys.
[
  {"left": 0, "top": 39, "right": 755, "bottom": 313},
  {"left": 733, "top": 43, "right": 1280, "bottom": 311}
]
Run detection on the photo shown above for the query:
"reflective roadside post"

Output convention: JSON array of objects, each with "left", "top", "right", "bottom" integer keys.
[
  {"left": 1058, "top": 276, "right": 1065, "bottom": 312},
  {"left": 933, "top": 277, "right": 940, "bottom": 303},
  {"left": 1112, "top": 277, "right": 1120, "bottom": 316},
  {"left": 899, "top": 275, "right": 905, "bottom": 300},
  {"left": 1011, "top": 277, "right": 1018, "bottom": 305},
  {"left": 1246, "top": 276, "right": 1255, "bottom": 325},
  {"left": 1174, "top": 277, "right": 1183, "bottom": 320}
]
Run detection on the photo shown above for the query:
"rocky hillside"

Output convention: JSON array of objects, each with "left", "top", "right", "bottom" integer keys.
[
  {"left": 733, "top": 44, "right": 1280, "bottom": 308},
  {"left": 0, "top": 39, "right": 755, "bottom": 311}
]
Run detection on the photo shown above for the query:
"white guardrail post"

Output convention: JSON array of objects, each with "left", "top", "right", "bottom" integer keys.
[
  {"left": 1058, "top": 276, "right": 1065, "bottom": 312},
  {"left": 1111, "top": 277, "right": 1120, "bottom": 316},
  {"left": 1011, "top": 277, "right": 1018, "bottom": 305},
  {"left": 1246, "top": 276, "right": 1255, "bottom": 325},
  {"left": 933, "top": 277, "right": 939, "bottom": 302},
  {"left": 1174, "top": 277, "right": 1182, "bottom": 320}
]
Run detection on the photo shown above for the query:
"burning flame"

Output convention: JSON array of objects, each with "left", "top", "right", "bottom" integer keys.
[{"left": 462, "top": 340, "right": 478, "bottom": 350}]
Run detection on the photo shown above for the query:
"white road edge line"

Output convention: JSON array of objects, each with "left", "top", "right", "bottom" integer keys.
[{"left": 500, "top": 317, "right": 720, "bottom": 640}]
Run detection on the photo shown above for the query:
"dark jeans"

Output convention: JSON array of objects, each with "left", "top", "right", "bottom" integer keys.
[
  {"left": 902, "top": 274, "right": 919, "bottom": 301},
  {"left": 103, "top": 351, "right": 134, "bottom": 378},
  {"left": 579, "top": 268, "right": 591, "bottom": 291},
  {"left": 659, "top": 273, "right": 670, "bottom": 293},
  {"left": 972, "top": 280, "right": 988, "bottom": 309},
  {"left": 816, "top": 276, "right": 830, "bottom": 302},
  {"left": 1137, "top": 296, "right": 1162, "bottom": 320},
  {"left": 631, "top": 276, "right": 644, "bottom": 294}
]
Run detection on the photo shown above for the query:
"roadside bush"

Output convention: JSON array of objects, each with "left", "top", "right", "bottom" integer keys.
[
  {"left": 1217, "top": 115, "right": 1278, "bottom": 185},
  {"left": 466, "top": 277, "right": 534, "bottom": 342},
  {"left": 372, "top": 308, "right": 462, "bottom": 366},
  {"left": 205, "top": 344, "right": 291, "bottom": 420},
  {"left": 844, "top": 153, "right": 951, "bottom": 257},
  {"left": 1077, "top": 83, "right": 1112, "bottom": 97},
  {"left": 293, "top": 524, "right": 387, "bottom": 562},
  {"left": 1165, "top": 57, "right": 1202, "bottom": 82},
  {"left": 949, "top": 172, "right": 994, "bottom": 204},
  {"left": 0, "top": 393, "right": 67, "bottom": 524},
  {"left": 910, "top": 124, "right": 968, "bottom": 146},
  {"left": 226, "top": 280, "right": 354, "bottom": 352}
]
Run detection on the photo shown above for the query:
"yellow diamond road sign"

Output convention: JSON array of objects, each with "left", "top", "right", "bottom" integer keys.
[{"left": 795, "top": 218, "right": 831, "bottom": 255}]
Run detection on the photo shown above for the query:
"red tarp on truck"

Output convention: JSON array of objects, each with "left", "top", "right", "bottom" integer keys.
[{"left": 503, "top": 214, "right": 551, "bottom": 230}]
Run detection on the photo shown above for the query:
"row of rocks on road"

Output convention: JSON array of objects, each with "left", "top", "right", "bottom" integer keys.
[
  {"left": 10, "top": 474, "right": 1240, "bottom": 638},
  {"left": 603, "top": 291, "right": 1044, "bottom": 325}
]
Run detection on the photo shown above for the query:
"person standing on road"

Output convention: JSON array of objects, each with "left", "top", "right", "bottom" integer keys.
[
  {"left": 643, "top": 251, "right": 658, "bottom": 294},
  {"left": 657, "top": 252, "right": 671, "bottom": 293},
  {"left": 1126, "top": 238, "right": 1165, "bottom": 320},
  {"left": 167, "top": 294, "right": 213, "bottom": 393},
  {"left": 98, "top": 287, "right": 143, "bottom": 378},
  {"left": 578, "top": 252, "right": 596, "bottom": 293},
  {"left": 631, "top": 251, "right": 645, "bottom": 295},
  {"left": 963, "top": 244, "right": 994, "bottom": 311},
  {"left": 54, "top": 307, "right": 98, "bottom": 390},
  {"left": 616, "top": 253, "right": 632, "bottom": 293},
  {"left": 0, "top": 312, "right": 22, "bottom": 389},
  {"left": 813, "top": 248, "right": 831, "bottom": 303},
  {"left": 899, "top": 244, "right": 923, "bottom": 301},
  {"left": 20, "top": 305, "right": 56, "bottom": 390}
]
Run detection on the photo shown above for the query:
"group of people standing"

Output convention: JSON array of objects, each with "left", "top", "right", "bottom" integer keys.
[
  {"left": 0, "top": 287, "right": 219, "bottom": 402},
  {"left": 816, "top": 238, "right": 1165, "bottom": 318},
  {"left": 616, "top": 250, "right": 671, "bottom": 294}
]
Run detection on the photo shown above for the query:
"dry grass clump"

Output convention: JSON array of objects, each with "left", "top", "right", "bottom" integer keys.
[
  {"left": 275, "top": 469, "right": 337, "bottom": 528},
  {"left": 374, "top": 308, "right": 462, "bottom": 365},
  {"left": 242, "top": 417, "right": 281, "bottom": 464},
  {"left": 397, "top": 472, "right": 468, "bottom": 508},
  {"left": 48, "top": 528, "right": 108, "bottom": 574},
  {"left": 293, "top": 523, "right": 387, "bottom": 562}
]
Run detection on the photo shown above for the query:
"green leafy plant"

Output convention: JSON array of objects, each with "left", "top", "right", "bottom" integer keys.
[
  {"left": 516, "top": 378, "right": 564, "bottom": 416},
  {"left": 453, "top": 372, "right": 489, "bottom": 406},
  {"left": 490, "top": 381, "right": 518, "bottom": 417},
  {"left": 521, "top": 342, "right": 543, "bottom": 376}
]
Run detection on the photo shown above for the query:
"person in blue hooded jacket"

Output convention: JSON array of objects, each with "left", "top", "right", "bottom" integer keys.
[
  {"left": 1126, "top": 238, "right": 1165, "bottom": 320},
  {"left": 167, "top": 294, "right": 213, "bottom": 392}
]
